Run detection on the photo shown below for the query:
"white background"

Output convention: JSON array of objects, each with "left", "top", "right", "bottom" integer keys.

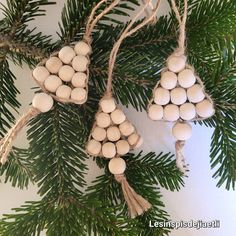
[{"left": 0, "top": 1, "right": 236, "bottom": 236}]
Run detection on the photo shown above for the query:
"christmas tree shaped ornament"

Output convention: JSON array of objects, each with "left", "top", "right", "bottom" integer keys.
[
  {"left": 0, "top": 0, "right": 122, "bottom": 165},
  {"left": 32, "top": 0, "right": 121, "bottom": 105},
  {"left": 147, "top": 0, "right": 215, "bottom": 173},
  {"left": 86, "top": 0, "right": 161, "bottom": 218}
]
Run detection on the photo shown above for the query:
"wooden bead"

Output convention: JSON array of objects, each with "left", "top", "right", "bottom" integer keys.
[
  {"left": 134, "top": 136, "right": 143, "bottom": 148},
  {"left": 58, "top": 46, "right": 76, "bottom": 64},
  {"left": 116, "top": 140, "right": 130, "bottom": 155},
  {"left": 187, "top": 84, "right": 205, "bottom": 103},
  {"left": 170, "top": 88, "right": 187, "bottom": 105},
  {"left": 44, "top": 75, "right": 62, "bottom": 93},
  {"left": 96, "top": 112, "right": 111, "bottom": 128},
  {"left": 148, "top": 104, "right": 163, "bottom": 120},
  {"left": 72, "top": 55, "right": 89, "bottom": 72},
  {"left": 58, "top": 65, "right": 75, "bottom": 82},
  {"left": 74, "top": 41, "right": 91, "bottom": 56},
  {"left": 160, "top": 71, "right": 178, "bottom": 90},
  {"left": 128, "top": 133, "right": 140, "bottom": 146},
  {"left": 102, "top": 142, "right": 116, "bottom": 158},
  {"left": 107, "top": 126, "right": 121, "bottom": 142},
  {"left": 119, "top": 121, "right": 135, "bottom": 136},
  {"left": 92, "top": 127, "right": 106, "bottom": 141},
  {"left": 71, "top": 88, "right": 87, "bottom": 102},
  {"left": 100, "top": 98, "right": 116, "bottom": 113},
  {"left": 163, "top": 104, "right": 180, "bottom": 122},
  {"left": 33, "top": 66, "right": 50, "bottom": 83},
  {"left": 87, "top": 139, "right": 101, "bottom": 156},
  {"left": 111, "top": 109, "right": 126, "bottom": 124},
  {"left": 167, "top": 55, "right": 186, "bottom": 73},
  {"left": 154, "top": 87, "right": 170, "bottom": 105},
  {"left": 180, "top": 103, "right": 196, "bottom": 120},
  {"left": 56, "top": 85, "right": 72, "bottom": 99},
  {"left": 71, "top": 72, "right": 87, "bottom": 88},
  {"left": 178, "top": 69, "right": 196, "bottom": 88},
  {"left": 196, "top": 100, "right": 215, "bottom": 118},
  {"left": 45, "top": 57, "right": 63, "bottom": 74},
  {"left": 32, "top": 93, "right": 53, "bottom": 113},
  {"left": 108, "top": 157, "right": 126, "bottom": 175},
  {"left": 172, "top": 122, "right": 192, "bottom": 141}
]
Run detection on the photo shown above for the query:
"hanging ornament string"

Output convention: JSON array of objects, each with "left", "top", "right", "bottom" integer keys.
[
  {"left": 142, "top": 0, "right": 157, "bottom": 24},
  {"left": 84, "top": 0, "right": 121, "bottom": 44},
  {"left": 102, "top": 0, "right": 161, "bottom": 218},
  {"left": 106, "top": 0, "right": 161, "bottom": 96},
  {"left": 170, "top": 0, "right": 188, "bottom": 56}
]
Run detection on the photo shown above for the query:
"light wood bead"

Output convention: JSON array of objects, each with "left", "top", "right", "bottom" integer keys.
[
  {"left": 91, "top": 127, "right": 106, "bottom": 142},
  {"left": 116, "top": 140, "right": 130, "bottom": 155},
  {"left": 160, "top": 71, "right": 178, "bottom": 90},
  {"left": 163, "top": 104, "right": 180, "bottom": 122},
  {"left": 71, "top": 88, "right": 87, "bottom": 102},
  {"left": 167, "top": 55, "right": 186, "bottom": 73},
  {"left": 56, "top": 85, "right": 72, "bottom": 99},
  {"left": 172, "top": 122, "right": 192, "bottom": 141},
  {"left": 72, "top": 55, "right": 89, "bottom": 72},
  {"left": 87, "top": 139, "right": 102, "bottom": 156},
  {"left": 33, "top": 66, "right": 50, "bottom": 83},
  {"left": 110, "top": 109, "right": 126, "bottom": 124},
  {"left": 108, "top": 158, "right": 126, "bottom": 175},
  {"left": 102, "top": 142, "right": 116, "bottom": 158},
  {"left": 187, "top": 84, "right": 205, "bottom": 103},
  {"left": 180, "top": 103, "right": 196, "bottom": 120},
  {"left": 128, "top": 133, "right": 140, "bottom": 146},
  {"left": 100, "top": 98, "right": 116, "bottom": 113},
  {"left": 74, "top": 41, "right": 91, "bottom": 56},
  {"left": 32, "top": 93, "right": 53, "bottom": 113},
  {"left": 107, "top": 126, "right": 121, "bottom": 142},
  {"left": 58, "top": 46, "right": 76, "bottom": 64},
  {"left": 154, "top": 87, "right": 170, "bottom": 105},
  {"left": 178, "top": 69, "right": 196, "bottom": 88},
  {"left": 170, "top": 88, "right": 187, "bottom": 105},
  {"left": 148, "top": 104, "right": 164, "bottom": 121},
  {"left": 119, "top": 121, "right": 135, "bottom": 137},
  {"left": 45, "top": 57, "right": 63, "bottom": 74},
  {"left": 196, "top": 100, "right": 215, "bottom": 118},
  {"left": 44, "top": 75, "right": 62, "bottom": 93},
  {"left": 58, "top": 65, "right": 75, "bottom": 82},
  {"left": 71, "top": 72, "right": 87, "bottom": 88},
  {"left": 96, "top": 112, "right": 111, "bottom": 128}
]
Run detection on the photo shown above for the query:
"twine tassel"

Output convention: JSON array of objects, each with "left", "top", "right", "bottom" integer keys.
[
  {"left": 115, "top": 174, "right": 151, "bottom": 218},
  {"left": 175, "top": 140, "right": 188, "bottom": 174},
  {"left": 0, "top": 107, "right": 40, "bottom": 165}
]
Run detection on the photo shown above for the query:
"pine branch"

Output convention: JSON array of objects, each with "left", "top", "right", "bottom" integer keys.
[
  {"left": 59, "top": 0, "right": 139, "bottom": 44},
  {"left": 0, "top": 60, "right": 20, "bottom": 137},
  {"left": 0, "top": 147, "right": 34, "bottom": 189}
]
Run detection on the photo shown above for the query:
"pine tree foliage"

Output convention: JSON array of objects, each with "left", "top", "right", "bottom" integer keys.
[{"left": 0, "top": 0, "right": 235, "bottom": 235}]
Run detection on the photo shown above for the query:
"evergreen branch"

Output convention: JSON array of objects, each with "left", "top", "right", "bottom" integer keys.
[
  {"left": 59, "top": 0, "right": 139, "bottom": 44},
  {"left": 0, "top": 147, "right": 34, "bottom": 189},
  {"left": 0, "top": 60, "right": 20, "bottom": 137}
]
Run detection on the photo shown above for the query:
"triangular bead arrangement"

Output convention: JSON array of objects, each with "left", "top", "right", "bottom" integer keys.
[
  {"left": 32, "top": 41, "right": 91, "bottom": 104},
  {"left": 86, "top": 96, "right": 143, "bottom": 158},
  {"left": 148, "top": 54, "right": 215, "bottom": 123}
]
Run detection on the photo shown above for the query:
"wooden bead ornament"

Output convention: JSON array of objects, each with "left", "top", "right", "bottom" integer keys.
[
  {"left": 0, "top": 93, "right": 54, "bottom": 164},
  {"left": 92, "top": 127, "right": 107, "bottom": 142},
  {"left": 86, "top": 0, "right": 161, "bottom": 218},
  {"left": 31, "top": 0, "right": 122, "bottom": 104},
  {"left": 87, "top": 139, "right": 102, "bottom": 156},
  {"left": 147, "top": 0, "right": 215, "bottom": 173}
]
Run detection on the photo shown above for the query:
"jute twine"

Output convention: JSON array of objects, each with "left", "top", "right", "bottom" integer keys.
[
  {"left": 0, "top": 108, "right": 40, "bottom": 165},
  {"left": 148, "top": 0, "right": 215, "bottom": 174},
  {"left": 96, "top": 0, "right": 161, "bottom": 218}
]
